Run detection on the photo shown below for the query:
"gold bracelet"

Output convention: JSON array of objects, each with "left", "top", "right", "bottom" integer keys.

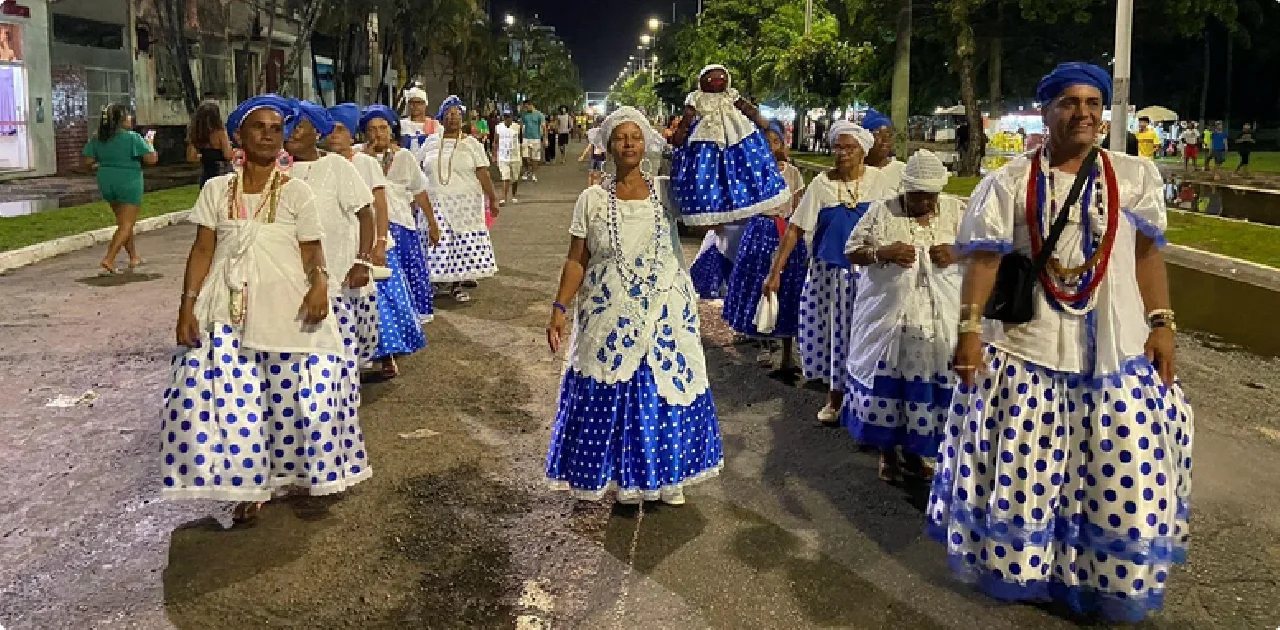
[
  {"left": 181, "top": 289, "right": 199, "bottom": 301},
  {"left": 958, "top": 320, "right": 983, "bottom": 335},
  {"left": 959, "top": 303, "right": 984, "bottom": 325}
]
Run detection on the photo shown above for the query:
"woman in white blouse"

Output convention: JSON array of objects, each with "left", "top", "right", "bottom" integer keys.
[
  {"left": 423, "top": 95, "right": 501, "bottom": 303},
  {"left": 843, "top": 150, "right": 964, "bottom": 482},
  {"left": 163, "top": 95, "right": 372, "bottom": 524},
  {"left": 544, "top": 107, "right": 723, "bottom": 506}
]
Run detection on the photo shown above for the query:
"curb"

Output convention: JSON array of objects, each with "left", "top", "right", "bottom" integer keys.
[
  {"left": 1163, "top": 243, "right": 1280, "bottom": 293},
  {"left": 0, "top": 209, "right": 191, "bottom": 275}
]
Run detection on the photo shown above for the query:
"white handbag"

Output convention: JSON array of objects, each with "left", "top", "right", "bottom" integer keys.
[{"left": 754, "top": 292, "right": 779, "bottom": 335}]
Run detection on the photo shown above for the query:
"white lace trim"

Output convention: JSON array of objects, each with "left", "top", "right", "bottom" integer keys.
[
  {"left": 679, "top": 187, "right": 791, "bottom": 227},
  {"left": 546, "top": 461, "right": 723, "bottom": 502},
  {"left": 687, "top": 89, "right": 757, "bottom": 148}
]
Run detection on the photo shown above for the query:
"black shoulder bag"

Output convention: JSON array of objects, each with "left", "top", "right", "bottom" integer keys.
[{"left": 984, "top": 148, "right": 1098, "bottom": 324}]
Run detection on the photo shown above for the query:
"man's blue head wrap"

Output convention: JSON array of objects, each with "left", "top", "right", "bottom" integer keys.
[{"left": 1036, "top": 62, "right": 1113, "bottom": 104}]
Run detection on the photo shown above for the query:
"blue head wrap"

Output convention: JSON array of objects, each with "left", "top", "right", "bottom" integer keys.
[
  {"left": 359, "top": 104, "right": 399, "bottom": 134},
  {"left": 293, "top": 100, "right": 335, "bottom": 137},
  {"left": 766, "top": 119, "right": 785, "bottom": 139},
  {"left": 226, "top": 94, "right": 295, "bottom": 144},
  {"left": 327, "top": 103, "right": 360, "bottom": 136},
  {"left": 436, "top": 95, "right": 465, "bottom": 122},
  {"left": 1036, "top": 62, "right": 1113, "bottom": 104},
  {"left": 861, "top": 108, "right": 892, "bottom": 132}
]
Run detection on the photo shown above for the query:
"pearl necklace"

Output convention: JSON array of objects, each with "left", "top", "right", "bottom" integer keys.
[
  {"left": 605, "top": 173, "right": 666, "bottom": 300},
  {"left": 436, "top": 131, "right": 463, "bottom": 187}
]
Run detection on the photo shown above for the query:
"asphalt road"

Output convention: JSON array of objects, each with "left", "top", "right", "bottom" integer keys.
[{"left": 2, "top": 149, "right": 1279, "bottom": 629}]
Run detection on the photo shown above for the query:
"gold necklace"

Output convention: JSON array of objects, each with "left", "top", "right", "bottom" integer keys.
[
  {"left": 834, "top": 173, "right": 862, "bottom": 207},
  {"left": 436, "top": 131, "right": 463, "bottom": 187},
  {"left": 227, "top": 168, "right": 282, "bottom": 222}
]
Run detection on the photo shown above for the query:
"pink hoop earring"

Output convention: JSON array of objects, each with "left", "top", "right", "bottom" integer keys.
[
  {"left": 231, "top": 148, "right": 245, "bottom": 169},
  {"left": 276, "top": 150, "right": 293, "bottom": 172}
]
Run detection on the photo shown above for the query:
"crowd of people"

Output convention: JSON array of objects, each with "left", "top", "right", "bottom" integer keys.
[{"left": 151, "top": 59, "right": 1195, "bottom": 625}]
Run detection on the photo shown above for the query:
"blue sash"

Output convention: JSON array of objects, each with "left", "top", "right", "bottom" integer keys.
[{"left": 811, "top": 202, "right": 871, "bottom": 269}]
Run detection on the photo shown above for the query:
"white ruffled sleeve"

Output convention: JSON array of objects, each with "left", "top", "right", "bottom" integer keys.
[
  {"left": 956, "top": 171, "right": 1017, "bottom": 256},
  {"left": 1123, "top": 157, "right": 1168, "bottom": 247},
  {"left": 569, "top": 187, "right": 597, "bottom": 238},
  {"left": 846, "top": 200, "right": 888, "bottom": 253},
  {"left": 189, "top": 176, "right": 226, "bottom": 229},
  {"left": 285, "top": 181, "right": 323, "bottom": 242},
  {"left": 789, "top": 177, "right": 827, "bottom": 235},
  {"left": 336, "top": 158, "right": 374, "bottom": 214},
  {"left": 466, "top": 137, "right": 491, "bottom": 168}
]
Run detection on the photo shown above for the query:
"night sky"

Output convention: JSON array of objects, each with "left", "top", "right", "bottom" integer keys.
[{"left": 491, "top": 0, "right": 696, "bottom": 92}]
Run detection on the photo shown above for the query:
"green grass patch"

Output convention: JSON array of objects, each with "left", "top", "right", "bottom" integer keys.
[
  {"left": 1155, "top": 151, "right": 1280, "bottom": 173},
  {"left": 1165, "top": 211, "right": 1280, "bottom": 268},
  {"left": 0, "top": 185, "right": 199, "bottom": 252}
]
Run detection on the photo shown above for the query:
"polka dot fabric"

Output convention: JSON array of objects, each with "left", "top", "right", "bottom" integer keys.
[
  {"left": 340, "top": 290, "right": 380, "bottom": 364},
  {"left": 425, "top": 219, "right": 498, "bottom": 284},
  {"left": 689, "top": 241, "right": 731, "bottom": 300},
  {"left": 797, "top": 259, "right": 856, "bottom": 388},
  {"left": 160, "top": 324, "right": 371, "bottom": 501},
  {"left": 927, "top": 346, "right": 1194, "bottom": 623},
  {"left": 390, "top": 221, "right": 434, "bottom": 322},
  {"left": 546, "top": 360, "right": 724, "bottom": 501},
  {"left": 722, "top": 215, "right": 807, "bottom": 338},
  {"left": 840, "top": 359, "right": 953, "bottom": 457},
  {"left": 373, "top": 243, "right": 427, "bottom": 359},
  {"left": 671, "top": 127, "right": 789, "bottom": 226}
]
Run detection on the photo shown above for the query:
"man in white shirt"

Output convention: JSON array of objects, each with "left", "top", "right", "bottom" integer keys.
[
  {"left": 493, "top": 111, "right": 523, "bottom": 205},
  {"left": 1179, "top": 122, "right": 1200, "bottom": 171}
]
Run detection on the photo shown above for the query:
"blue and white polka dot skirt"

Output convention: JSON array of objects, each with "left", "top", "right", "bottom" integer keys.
[
  {"left": 373, "top": 244, "right": 427, "bottom": 359},
  {"left": 339, "top": 290, "right": 380, "bottom": 365},
  {"left": 722, "top": 215, "right": 807, "bottom": 338},
  {"left": 392, "top": 221, "right": 434, "bottom": 323},
  {"left": 425, "top": 207, "right": 498, "bottom": 284},
  {"left": 545, "top": 361, "right": 724, "bottom": 502},
  {"left": 927, "top": 346, "right": 1194, "bottom": 623},
  {"left": 159, "top": 324, "right": 371, "bottom": 502},
  {"left": 689, "top": 239, "right": 732, "bottom": 300},
  {"left": 840, "top": 358, "right": 953, "bottom": 457},
  {"left": 797, "top": 259, "right": 856, "bottom": 388},
  {"left": 672, "top": 128, "right": 788, "bottom": 226}
]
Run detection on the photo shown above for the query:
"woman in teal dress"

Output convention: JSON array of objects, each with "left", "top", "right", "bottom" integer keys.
[{"left": 82, "top": 103, "right": 158, "bottom": 275}]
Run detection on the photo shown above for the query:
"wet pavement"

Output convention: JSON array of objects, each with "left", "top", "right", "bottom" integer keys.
[{"left": 3, "top": 151, "right": 1280, "bottom": 628}]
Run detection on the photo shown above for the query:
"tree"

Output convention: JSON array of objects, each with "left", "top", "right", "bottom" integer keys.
[
  {"left": 280, "top": 0, "right": 329, "bottom": 97},
  {"left": 154, "top": 0, "right": 202, "bottom": 113},
  {"left": 609, "top": 73, "right": 660, "bottom": 112}
]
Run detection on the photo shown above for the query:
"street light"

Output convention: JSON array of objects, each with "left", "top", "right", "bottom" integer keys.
[
  {"left": 503, "top": 13, "right": 515, "bottom": 26},
  {"left": 648, "top": 17, "right": 662, "bottom": 30},
  {"left": 640, "top": 34, "right": 652, "bottom": 46}
]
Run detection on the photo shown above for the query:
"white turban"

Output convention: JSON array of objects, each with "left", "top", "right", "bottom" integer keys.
[
  {"left": 827, "top": 120, "right": 873, "bottom": 154},
  {"left": 901, "top": 149, "right": 950, "bottom": 193},
  {"left": 698, "top": 64, "right": 731, "bottom": 89},
  {"left": 403, "top": 86, "right": 428, "bottom": 105},
  {"left": 598, "top": 106, "right": 663, "bottom": 156}
]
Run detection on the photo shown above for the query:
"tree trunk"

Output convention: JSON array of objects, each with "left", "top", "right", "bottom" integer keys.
[
  {"left": 890, "top": 0, "right": 911, "bottom": 159},
  {"left": 1198, "top": 30, "right": 1210, "bottom": 127},
  {"left": 1224, "top": 33, "right": 1233, "bottom": 131},
  {"left": 279, "top": 0, "right": 327, "bottom": 97},
  {"left": 257, "top": 0, "right": 278, "bottom": 94},
  {"left": 160, "top": 0, "right": 201, "bottom": 114},
  {"left": 988, "top": 36, "right": 1002, "bottom": 119},
  {"left": 952, "top": 1, "right": 982, "bottom": 176}
]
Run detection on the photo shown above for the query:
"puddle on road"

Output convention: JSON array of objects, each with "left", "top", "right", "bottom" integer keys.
[
  {"left": 1166, "top": 178, "right": 1280, "bottom": 226},
  {"left": 1169, "top": 262, "right": 1280, "bottom": 358}
]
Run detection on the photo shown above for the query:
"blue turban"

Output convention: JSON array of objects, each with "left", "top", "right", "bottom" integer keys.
[
  {"left": 359, "top": 104, "right": 399, "bottom": 134},
  {"left": 436, "top": 95, "right": 465, "bottom": 122},
  {"left": 1036, "top": 62, "right": 1112, "bottom": 104},
  {"left": 226, "top": 94, "right": 295, "bottom": 143},
  {"left": 293, "top": 100, "right": 335, "bottom": 137},
  {"left": 766, "top": 119, "right": 785, "bottom": 139},
  {"left": 327, "top": 103, "right": 360, "bottom": 136},
  {"left": 861, "top": 108, "right": 892, "bottom": 132}
]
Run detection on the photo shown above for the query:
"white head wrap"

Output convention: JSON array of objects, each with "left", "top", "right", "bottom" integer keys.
[
  {"left": 598, "top": 106, "right": 662, "bottom": 157},
  {"left": 901, "top": 149, "right": 950, "bottom": 193},
  {"left": 828, "top": 120, "right": 873, "bottom": 154},
  {"left": 698, "top": 64, "right": 731, "bottom": 89},
  {"left": 403, "top": 86, "right": 428, "bottom": 106}
]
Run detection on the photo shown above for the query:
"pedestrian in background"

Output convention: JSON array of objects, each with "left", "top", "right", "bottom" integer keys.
[
  {"left": 1236, "top": 123, "right": 1256, "bottom": 173},
  {"left": 494, "top": 111, "right": 523, "bottom": 205},
  {"left": 1201, "top": 123, "right": 1214, "bottom": 171},
  {"left": 1179, "top": 122, "right": 1199, "bottom": 171},
  {"left": 519, "top": 101, "right": 545, "bottom": 182},
  {"left": 555, "top": 106, "right": 573, "bottom": 164},
  {"left": 1209, "top": 120, "right": 1228, "bottom": 178},
  {"left": 186, "top": 101, "right": 233, "bottom": 187},
  {"left": 82, "top": 103, "right": 157, "bottom": 275}
]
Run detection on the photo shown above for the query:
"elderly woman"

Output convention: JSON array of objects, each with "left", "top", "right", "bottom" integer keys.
[
  {"left": 400, "top": 85, "right": 440, "bottom": 162},
  {"left": 860, "top": 108, "right": 904, "bottom": 193},
  {"left": 285, "top": 101, "right": 377, "bottom": 379},
  {"left": 928, "top": 63, "right": 1194, "bottom": 622},
  {"left": 544, "top": 106, "right": 723, "bottom": 506},
  {"left": 842, "top": 150, "right": 964, "bottom": 482},
  {"left": 325, "top": 102, "right": 392, "bottom": 366},
  {"left": 162, "top": 95, "right": 370, "bottom": 524},
  {"left": 765, "top": 121, "right": 894, "bottom": 424},
  {"left": 361, "top": 105, "right": 438, "bottom": 378},
  {"left": 423, "top": 95, "right": 502, "bottom": 303}
]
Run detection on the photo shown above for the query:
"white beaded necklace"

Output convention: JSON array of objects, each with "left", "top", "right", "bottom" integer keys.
[{"left": 605, "top": 173, "right": 666, "bottom": 298}]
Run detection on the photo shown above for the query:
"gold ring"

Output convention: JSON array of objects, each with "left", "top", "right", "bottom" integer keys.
[{"left": 953, "top": 365, "right": 975, "bottom": 370}]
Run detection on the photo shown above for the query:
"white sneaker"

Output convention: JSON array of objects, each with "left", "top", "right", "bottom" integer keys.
[
  {"left": 498, "top": 199, "right": 506, "bottom": 207},
  {"left": 531, "top": 174, "right": 539, "bottom": 182},
  {"left": 661, "top": 487, "right": 686, "bottom": 506},
  {"left": 511, "top": 198, "right": 519, "bottom": 204},
  {"left": 817, "top": 404, "right": 839, "bottom": 424}
]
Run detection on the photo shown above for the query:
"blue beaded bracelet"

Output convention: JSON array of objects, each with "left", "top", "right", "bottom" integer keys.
[{"left": 552, "top": 301, "right": 567, "bottom": 314}]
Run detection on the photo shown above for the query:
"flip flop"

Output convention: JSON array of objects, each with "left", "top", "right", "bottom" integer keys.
[{"left": 98, "top": 263, "right": 120, "bottom": 276}]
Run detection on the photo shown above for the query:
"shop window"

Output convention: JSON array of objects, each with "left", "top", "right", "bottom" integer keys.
[
  {"left": 86, "top": 67, "right": 130, "bottom": 118},
  {"left": 200, "top": 37, "right": 230, "bottom": 98},
  {"left": 0, "top": 22, "right": 28, "bottom": 169},
  {"left": 52, "top": 14, "right": 125, "bottom": 50},
  {"left": 152, "top": 45, "right": 184, "bottom": 98}
]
